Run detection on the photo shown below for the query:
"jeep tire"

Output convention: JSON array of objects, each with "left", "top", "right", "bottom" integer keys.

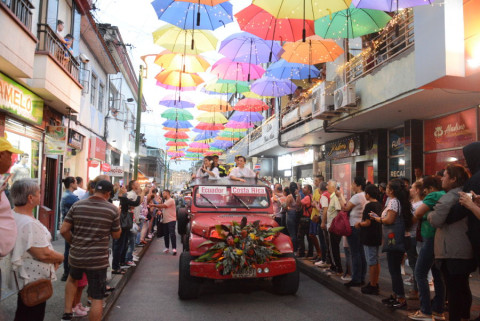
[
  {"left": 272, "top": 253, "right": 299, "bottom": 295},
  {"left": 178, "top": 252, "right": 201, "bottom": 300},
  {"left": 177, "top": 207, "right": 188, "bottom": 235}
]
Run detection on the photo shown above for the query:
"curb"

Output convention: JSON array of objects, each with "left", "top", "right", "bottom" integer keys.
[
  {"left": 102, "top": 238, "right": 155, "bottom": 320},
  {"left": 297, "top": 260, "right": 409, "bottom": 321}
]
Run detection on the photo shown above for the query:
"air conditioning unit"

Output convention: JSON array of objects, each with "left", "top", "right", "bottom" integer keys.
[
  {"left": 312, "top": 81, "right": 336, "bottom": 119},
  {"left": 334, "top": 84, "right": 357, "bottom": 112}
]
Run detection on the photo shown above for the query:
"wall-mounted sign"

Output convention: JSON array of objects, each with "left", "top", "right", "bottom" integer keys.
[
  {"left": 0, "top": 73, "right": 43, "bottom": 125},
  {"left": 68, "top": 129, "right": 84, "bottom": 150},
  {"left": 389, "top": 128, "right": 404, "bottom": 156},
  {"left": 389, "top": 157, "right": 405, "bottom": 179},
  {"left": 424, "top": 108, "right": 477, "bottom": 152},
  {"left": 292, "top": 149, "right": 314, "bottom": 166},
  {"left": 89, "top": 137, "right": 106, "bottom": 161},
  {"left": 106, "top": 165, "right": 124, "bottom": 177},
  {"left": 101, "top": 163, "right": 111, "bottom": 172},
  {"left": 45, "top": 126, "right": 66, "bottom": 155},
  {"left": 325, "top": 136, "right": 361, "bottom": 160}
]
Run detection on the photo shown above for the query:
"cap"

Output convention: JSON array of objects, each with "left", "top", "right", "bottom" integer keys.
[
  {"left": 0, "top": 137, "right": 23, "bottom": 154},
  {"left": 95, "top": 180, "right": 113, "bottom": 194}
]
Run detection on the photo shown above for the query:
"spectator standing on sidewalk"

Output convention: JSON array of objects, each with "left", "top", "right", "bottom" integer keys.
[
  {"left": 0, "top": 137, "right": 23, "bottom": 296},
  {"left": 343, "top": 176, "right": 367, "bottom": 287},
  {"left": 310, "top": 175, "right": 325, "bottom": 263},
  {"left": 60, "top": 180, "right": 121, "bottom": 321},
  {"left": 151, "top": 190, "right": 177, "bottom": 255},
  {"left": 317, "top": 182, "right": 331, "bottom": 268},
  {"left": 299, "top": 185, "right": 320, "bottom": 258},
  {"left": 324, "top": 180, "right": 343, "bottom": 276},
  {"left": 285, "top": 182, "right": 301, "bottom": 253},
  {"left": 73, "top": 176, "right": 86, "bottom": 199},
  {"left": 60, "top": 177, "right": 79, "bottom": 281},
  {"left": 9, "top": 179, "right": 64, "bottom": 321}
]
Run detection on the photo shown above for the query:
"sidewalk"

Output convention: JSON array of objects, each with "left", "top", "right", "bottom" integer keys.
[
  {"left": 0, "top": 234, "right": 156, "bottom": 321},
  {"left": 298, "top": 250, "right": 480, "bottom": 321}
]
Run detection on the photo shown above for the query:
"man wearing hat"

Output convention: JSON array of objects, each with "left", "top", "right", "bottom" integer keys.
[
  {"left": 212, "top": 154, "right": 227, "bottom": 177},
  {"left": 60, "top": 180, "right": 121, "bottom": 321},
  {"left": 0, "top": 136, "right": 23, "bottom": 296}
]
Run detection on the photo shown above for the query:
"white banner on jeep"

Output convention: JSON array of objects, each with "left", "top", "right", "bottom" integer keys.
[
  {"left": 231, "top": 187, "right": 266, "bottom": 195},
  {"left": 199, "top": 186, "right": 227, "bottom": 195}
]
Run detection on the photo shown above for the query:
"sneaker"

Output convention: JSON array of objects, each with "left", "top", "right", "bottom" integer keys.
[
  {"left": 404, "top": 276, "right": 413, "bottom": 286},
  {"left": 388, "top": 298, "right": 407, "bottom": 310},
  {"left": 136, "top": 243, "right": 145, "bottom": 247},
  {"left": 148, "top": 233, "right": 153, "bottom": 238},
  {"left": 61, "top": 313, "right": 73, "bottom": 321},
  {"left": 432, "top": 312, "right": 446, "bottom": 320},
  {"left": 344, "top": 280, "right": 363, "bottom": 287},
  {"left": 341, "top": 275, "right": 352, "bottom": 281},
  {"left": 76, "top": 303, "right": 90, "bottom": 312},
  {"left": 132, "top": 256, "right": 139, "bottom": 262},
  {"left": 73, "top": 304, "right": 88, "bottom": 317},
  {"left": 382, "top": 295, "right": 397, "bottom": 305},
  {"left": 406, "top": 290, "right": 419, "bottom": 300},
  {"left": 120, "top": 264, "right": 131, "bottom": 269},
  {"left": 314, "top": 261, "right": 330, "bottom": 268},
  {"left": 126, "top": 261, "right": 136, "bottom": 266},
  {"left": 408, "top": 310, "right": 432, "bottom": 321},
  {"left": 172, "top": 249, "right": 177, "bottom": 256},
  {"left": 361, "top": 283, "right": 379, "bottom": 295},
  {"left": 163, "top": 249, "right": 169, "bottom": 254}
]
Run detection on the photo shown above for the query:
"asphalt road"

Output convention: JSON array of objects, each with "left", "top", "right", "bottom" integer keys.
[{"left": 106, "top": 237, "right": 379, "bottom": 321}]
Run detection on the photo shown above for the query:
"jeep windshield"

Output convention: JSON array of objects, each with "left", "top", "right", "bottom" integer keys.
[{"left": 194, "top": 185, "right": 270, "bottom": 209}]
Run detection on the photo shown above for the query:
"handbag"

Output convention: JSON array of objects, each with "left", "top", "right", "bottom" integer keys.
[
  {"left": 382, "top": 220, "right": 406, "bottom": 252},
  {"left": 328, "top": 211, "right": 352, "bottom": 236},
  {"left": 14, "top": 271, "right": 53, "bottom": 307}
]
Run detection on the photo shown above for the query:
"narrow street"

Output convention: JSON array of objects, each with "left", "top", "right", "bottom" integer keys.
[{"left": 106, "top": 237, "right": 379, "bottom": 321}]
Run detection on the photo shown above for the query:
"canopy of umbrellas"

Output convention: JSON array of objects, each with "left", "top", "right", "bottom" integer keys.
[{"left": 151, "top": 0, "right": 432, "bottom": 161}]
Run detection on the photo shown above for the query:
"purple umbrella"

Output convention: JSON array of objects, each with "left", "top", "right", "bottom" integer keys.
[
  {"left": 159, "top": 99, "right": 195, "bottom": 109},
  {"left": 219, "top": 32, "right": 284, "bottom": 64},
  {"left": 210, "top": 140, "right": 234, "bottom": 149},
  {"left": 230, "top": 111, "right": 265, "bottom": 124},
  {"left": 251, "top": 77, "right": 296, "bottom": 97},
  {"left": 353, "top": 0, "right": 433, "bottom": 11}
]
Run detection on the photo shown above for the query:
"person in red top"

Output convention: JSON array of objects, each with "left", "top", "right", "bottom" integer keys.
[
  {"left": 150, "top": 190, "right": 177, "bottom": 255},
  {"left": 298, "top": 185, "right": 317, "bottom": 258}
]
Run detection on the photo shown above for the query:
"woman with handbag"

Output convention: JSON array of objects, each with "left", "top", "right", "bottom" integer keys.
[
  {"left": 9, "top": 179, "right": 64, "bottom": 321},
  {"left": 370, "top": 178, "right": 413, "bottom": 310}
]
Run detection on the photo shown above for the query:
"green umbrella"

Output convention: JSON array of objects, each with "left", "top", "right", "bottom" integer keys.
[
  {"left": 217, "top": 131, "right": 245, "bottom": 139},
  {"left": 314, "top": 6, "right": 391, "bottom": 39},
  {"left": 161, "top": 108, "right": 194, "bottom": 121},
  {"left": 205, "top": 79, "right": 250, "bottom": 94},
  {"left": 165, "top": 137, "right": 190, "bottom": 142}
]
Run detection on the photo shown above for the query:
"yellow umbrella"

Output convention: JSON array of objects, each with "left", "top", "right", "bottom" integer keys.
[
  {"left": 196, "top": 112, "right": 228, "bottom": 124},
  {"left": 152, "top": 24, "right": 218, "bottom": 55},
  {"left": 243, "top": 91, "right": 274, "bottom": 99},
  {"left": 281, "top": 35, "right": 344, "bottom": 65},
  {"left": 196, "top": 98, "right": 232, "bottom": 112},
  {"left": 154, "top": 52, "right": 210, "bottom": 73},
  {"left": 155, "top": 70, "right": 204, "bottom": 91},
  {"left": 176, "top": 0, "right": 229, "bottom": 5}
]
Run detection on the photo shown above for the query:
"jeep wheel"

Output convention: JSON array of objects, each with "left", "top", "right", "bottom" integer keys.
[
  {"left": 272, "top": 254, "right": 299, "bottom": 295},
  {"left": 177, "top": 207, "right": 189, "bottom": 235},
  {"left": 178, "top": 252, "right": 201, "bottom": 300}
]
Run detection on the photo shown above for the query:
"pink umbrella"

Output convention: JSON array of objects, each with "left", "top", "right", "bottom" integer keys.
[
  {"left": 189, "top": 142, "right": 210, "bottom": 149},
  {"left": 225, "top": 120, "right": 254, "bottom": 129},
  {"left": 210, "top": 57, "right": 265, "bottom": 82}
]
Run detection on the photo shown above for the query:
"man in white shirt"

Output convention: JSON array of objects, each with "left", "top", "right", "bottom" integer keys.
[
  {"left": 229, "top": 156, "right": 257, "bottom": 182},
  {"left": 73, "top": 176, "right": 86, "bottom": 199}
]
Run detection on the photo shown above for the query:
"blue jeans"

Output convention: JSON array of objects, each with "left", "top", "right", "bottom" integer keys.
[
  {"left": 125, "top": 230, "right": 136, "bottom": 262},
  {"left": 387, "top": 251, "right": 405, "bottom": 297},
  {"left": 317, "top": 220, "right": 327, "bottom": 262},
  {"left": 346, "top": 227, "right": 367, "bottom": 283},
  {"left": 415, "top": 237, "right": 445, "bottom": 314},
  {"left": 135, "top": 220, "right": 143, "bottom": 245},
  {"left": 286, "top": 210, "right": 297, "bottom": 252},
  {"left": 163, "top": 221, "right": 177, "bottom": 249}
]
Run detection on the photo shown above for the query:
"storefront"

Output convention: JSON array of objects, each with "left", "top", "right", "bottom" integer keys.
[
  {"left": 292, "top": 148, "right": 314, "bottom": 186},
  {"left": 423, "top": 107, "right": 479, "bottom": 175}
]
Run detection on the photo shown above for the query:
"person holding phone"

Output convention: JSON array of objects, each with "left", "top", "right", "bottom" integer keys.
[{"left": 192, "top": 157, "right": 218, "bottom": 180}]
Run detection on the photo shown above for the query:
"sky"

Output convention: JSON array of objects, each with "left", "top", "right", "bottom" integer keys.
[{"left": 94, "top": 0, "right": 251, "bottom": 171}]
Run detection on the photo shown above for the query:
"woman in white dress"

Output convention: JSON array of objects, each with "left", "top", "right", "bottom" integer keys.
[{"left": 192, "top": 157, "right": 219, "bottom": 180}]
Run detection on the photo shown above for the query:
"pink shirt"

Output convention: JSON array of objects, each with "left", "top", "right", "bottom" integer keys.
[
  {"left": 0, "top": 191, "right": 16, "bottom": 256},
  {"left": 162, "top": 198, "right": 176, "bottom": 223}
]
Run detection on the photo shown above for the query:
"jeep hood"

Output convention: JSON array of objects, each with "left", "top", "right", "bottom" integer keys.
[{"left": 191, "top": 213, "right": 276, "bottom": 237}]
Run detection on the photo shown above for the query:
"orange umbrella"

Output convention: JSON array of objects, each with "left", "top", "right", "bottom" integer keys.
[
  {"left": 155, "top": 70, "right": 204, "bottom": 91},
  {"left": 281, "top": 35, "right": 344, "bottom": 65},
  {"left": 163, "top": 127, "right": 190, "bottom": 132},
  {"left": 154, "top": 52, "right": 210, "bottom": 73},
  {"left": 196, "top": 98, "right": 232, "bottom": 112}
]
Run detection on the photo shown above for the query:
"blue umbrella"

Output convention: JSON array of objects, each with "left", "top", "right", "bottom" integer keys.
[
  {"left": 210, "top": 140, "right": 234, "bottom": 149},
  {"left": 265, "top": 59, "right": 320, "bottom": 80},
  {"left": 151, "top": 0, "right": 233, "bottom": 30},
  {"left": 251, "top": 77, "right": 296, "bottom": 97},
  {"left": 229, "top": 111, "right": 264, "bottom": 124},
  {"left": 159, "top": 99, "right": 195, "bottom": 109},
  {"left": 193, "top": 131, "right": 219, "bottom": 141},
  {"left": 162, "top": 120, "right": 192, "bottom": 129},
  {"left": 219, "top": 32, "right": 284, "bottom": 64},
  {"left": 192, "top": 128, "right": 219, "bottom": 135}
]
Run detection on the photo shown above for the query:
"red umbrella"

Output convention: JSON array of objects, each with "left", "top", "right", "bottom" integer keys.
[
  {"left": 234, "top": 98, "right": 269, "bottom": 112},
  {"left": 166, "top": 141, "right": 188, "bottom": 147},
  {"left": 164, "top": 131, "right": 189, "bottom": 139},
  {"left": 195, "top": 122, "right": 225, "bottom": 131}
]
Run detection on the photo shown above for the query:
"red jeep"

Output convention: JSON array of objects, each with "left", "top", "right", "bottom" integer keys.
[{"left": 177, "top": 178, "right": 299, "bottom": 300}]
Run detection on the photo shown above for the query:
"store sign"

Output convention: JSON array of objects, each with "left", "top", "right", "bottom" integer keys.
[
  {"left": 199, "top": 186, "right": 227, "bottom": 195},
  {"left": 231, "top": 186, "right": 266, "bottom": 195},
  {"left": 89, "top": 137, "right": 106, "bottom": 161},
  {"left": 45, "top": 126, "right": 66, "bottom": 155},
  {"left": 424, "top": 108, "right": 477, "bottom": 151},
  {"left": 106, "top": 165, "right": 124, "bottom": 177},
  {"left": 101, "top": 163, "right": 111, "bottom": 172},
  {"left": 0, "top": 73, "right": 43, "bottom": 125},
  {"left": 389, "top": 128, "right": 404, "bottom": 156},
  {"left": 389, "top": 157, "right": 405, "bottom": 179},
  {"left": 278, "top": 154, "right": 292, "bottom": 170},
  {"left": 325, "top": 136, "right": 361, "bottom": 160},
  {"left": 292, "top": 149, "right": 314, "bottom": 166},
  {"left": 68, "top": 130, "right": 84, "bottom": 150}
]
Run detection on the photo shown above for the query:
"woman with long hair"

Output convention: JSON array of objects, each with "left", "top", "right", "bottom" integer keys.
[{"left": 285, "top": 182, "right": 300, "bottom": 253}]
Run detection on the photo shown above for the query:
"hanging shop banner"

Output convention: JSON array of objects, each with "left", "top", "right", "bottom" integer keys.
[
  {"left": 89, "top": 137, "right": 106, "bottom": 161},
  {"left": 106, "top": 165, "right": 124, "bottom": 177},
  {"left": 68, "top": 129, "right": 84, "bottom": 150},
  {"left": 332, "top": 162, "right": 352, "bottom": 200},
  {"left": 325, "top": 136, "right": 361, "bottom": 160},
  {"left": 0, "top": 73, "right": 43, "bottom": 125},
  {"left": 45, "top": 126, "right": 66, "bottom": 155},
  {"left": 389, "top": 128, "right": 405, "bottom": 156},
  {"left": 424, "top": 108, "right": 477, "bottom": 152}
]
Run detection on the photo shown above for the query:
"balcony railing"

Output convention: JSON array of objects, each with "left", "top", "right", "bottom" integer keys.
[
  {"left": 1, "top": 0, "right": 34, "bottom": 31},
  {"left": 36, "top": 23, "right": 80, "bottom": 82},
  {"left": 345, "top": 10, "right": 415, "bottom": 83}
]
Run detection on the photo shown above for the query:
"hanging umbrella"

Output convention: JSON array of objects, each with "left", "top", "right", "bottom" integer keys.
[
  {"left": 196, "top": 112, "right": 228, "bottom": 124},
  {"left": 281, "top": 35, "right": 344, "bottom": 64},
  {"left": 192, "top": 128, "right": 219, "bottom": 134},
  {"left": 210, "top": 140, "right": 234, "bottom": 149},
  {"left": 229, "top": 111, "right": 265, "bottom": 124},
  {"left": 252, "top": 0, "right": 351, "bottom": 41},
  {"left": 189, "top": 142, "right": 210, "bottom": 149},
  {"left": 265, "top": 59, "right": 320, "bottom": 81},
  {"left": 315, "top": 7, "right": 392, "bottom": 39},
  {"left": 225, "top": 120, "right": 254, "bottom": 129},
  {"left": 165, "top": 131, "right": 189, "bottom": 139},
  {"left": 155, "top": 52, "right": 210, "bottom": 73},
  {"left": 163, "top": 126, "right": 190, "bottom": 132},
  {"left": 234, "top": 98, "right": 269, "bottom": 112},
  {"left": 176, "top": 0, "right": 229, "bottom": 5},
  {"left": 193, "top": 131, "right": 219, "bottom": 141},
  {"left": 152, "top": 25, "right": 218, "bottom": 54},
  {"left": 219, "top": 32, "right": 284, "bottom": 63},
  {"left": 161, "top": 109, "right": 194, "bottom": 121},
  {"left": 235, "top": 4, "right": 315, "bottom": 42},
  {"left": 353, "top": 0, "right": 433, "bottom": 11},
  {"left": 162, "top": 120, "right": 193, "bottom": 128},
  {"left": 184, "top": 152, "right": 204, "bottom": 159},
  {"left": 168, "top": 151, "right": 186, "bottom": 157},
  {"left": 159, "top": 99, "right": 195, "bottom": 109},
  {"left": 196, "top": 97, "right": 232, "bottom": 112},
  {"left": 216, "top": 130, "right": 244, "bottom": 141},
  {"left": 166, "top": 137, "right": 190, "bottom": 142},
  {"left": 155, "top": 70, "right": 204, "bottom": 91},
  {"left": 210, "top": 57, "right": 265, "bottom": 82},
  {"left": 167, "top": 141, "right": 189, "bottom": 147},
  {"left": 242, "top": 91, "right": 272, "bottom": 99},
  {"left": 205, "top": 79, "right": 250, "bottom": 94},
  {"left": 251, "top": 77, "right": 296, "bottom": 97},
  {"left": 151, "top": 0, "right": 233, "bottom": 30},
  {"left": 187, "top": 147, "right": 210, "bottom": 153},
  {"left": 195, "top": 122, "right": 225, "bottom": 131}
]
